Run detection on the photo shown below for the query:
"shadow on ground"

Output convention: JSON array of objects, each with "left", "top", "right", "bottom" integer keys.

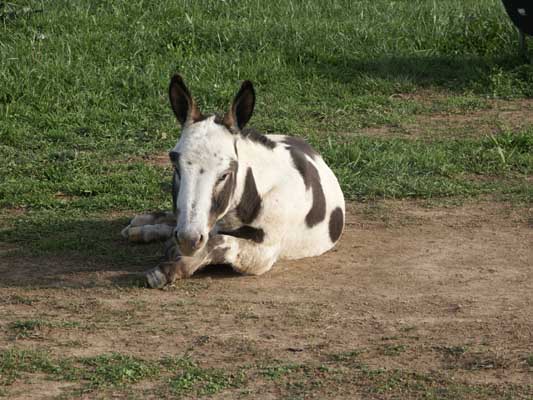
[
  {"left": 0, "top": 216, "right": 158, "bottom": 288},
  {"left": 0, "top": 215, "right": 241, "bottom": 289},
  {"left": 285, "top": 50, "right": 532, "bottom": 92}
]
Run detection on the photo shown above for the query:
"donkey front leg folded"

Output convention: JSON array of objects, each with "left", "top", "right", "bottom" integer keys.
[
  {"left": 144, "top": 234, "right": 279, "bottom": 288},
  {"left": 121, "top": 211, "right": 176, "bottom": 243}
]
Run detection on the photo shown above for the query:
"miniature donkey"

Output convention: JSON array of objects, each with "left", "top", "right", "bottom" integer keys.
[{"left": 122, "top": 75, "right": 345, "bottom": 288}]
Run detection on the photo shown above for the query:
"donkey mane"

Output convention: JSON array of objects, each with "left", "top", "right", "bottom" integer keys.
[{"left": 211, "top": 114, "right": 277, "bottom": 150}]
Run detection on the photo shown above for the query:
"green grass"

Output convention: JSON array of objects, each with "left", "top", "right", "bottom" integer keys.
[
  {"left": 2, "top": 348, "right": 530, "bottom": 399},
  {"left": 526, "top": 355, "right": 533, "bottom": 368},
  {"left": 1, "top": 0, "right": 532, "bottom": 218},
  {"left": 0, "top": 349, "right": 240, "bottom": 397},
  {"left": 166, "top": 358, "right": 243, "bottom": 396},
  {"left": 382, "top": 343, "right": 408, "bottom": 356},
  {"left": 8, "top": 319, "right": 83, "bottom": 339}
]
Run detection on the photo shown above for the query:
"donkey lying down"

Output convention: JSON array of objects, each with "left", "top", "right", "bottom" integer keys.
[{"left": 122, "top": 75, "right": 345, "bottom": 288}]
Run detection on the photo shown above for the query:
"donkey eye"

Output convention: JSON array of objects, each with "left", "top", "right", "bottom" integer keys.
[{"left": 218, "top": 172, "right": 230, "bottom": 183}]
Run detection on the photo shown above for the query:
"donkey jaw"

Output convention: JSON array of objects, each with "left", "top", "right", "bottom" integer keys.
[{"left": 177, "top": 243, "right": 203, "bottom": 257}]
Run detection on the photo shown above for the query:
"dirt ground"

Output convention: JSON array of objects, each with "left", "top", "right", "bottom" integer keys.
[
  {"left": 1, "top": 200, "right": 532, "bottom": 398},
  {"left": 359, "top": 98, "right": 533, "bottom": 140}
]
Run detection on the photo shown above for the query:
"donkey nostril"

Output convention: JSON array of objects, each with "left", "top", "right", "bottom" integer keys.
[{"left": 197, "top": 234, "right": 204, "bottom": 247}]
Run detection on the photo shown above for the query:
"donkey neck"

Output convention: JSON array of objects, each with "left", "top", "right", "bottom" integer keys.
[{"left": 233, "top": 134, "right": 282, "bottom": 201}]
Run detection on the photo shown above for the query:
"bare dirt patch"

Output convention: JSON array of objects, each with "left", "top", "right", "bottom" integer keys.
[
  {"left": 359, "top": 98, "right": 533, "bottom": 139},
  {"left": 0, "top": 200, "right": 532, "bottom": 398}
]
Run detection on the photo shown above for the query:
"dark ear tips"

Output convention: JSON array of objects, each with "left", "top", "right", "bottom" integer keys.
[
  {"left": 169, "top": 74, "right": 189, "bottom": 94},
  {"left": 170, "top": 73, "right": 183, "bottom": 84},
  {"left": 240, "top": 80, "right": 254, "bottom": 91},
  {"left": 232, "top": 80, "right": 255, "bottom": 130},
  {"left": 168, "top": 73, "right": 203, "bottom": 126}
]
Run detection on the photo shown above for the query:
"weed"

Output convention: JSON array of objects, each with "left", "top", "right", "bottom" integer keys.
[
  {"left": 8, "top": 319, "right": 48, "bottom": 338},
  {"left": 382, "top": 344, "right": 407, "bottom": 356},
  {"left": 260, "top": 363, "right": 302, "bottom": 380},
  {"left": 78, "top": 353, "right": 160, "bottom": 387},
  {"left": 8, "top": 319, "right": 83, "bottom": 339},
  {"left": 433, "top": 345, "right": 469, "bottom": 356},
  {"left": 525, "top": 355, "right": 533, "bottom": 367}
]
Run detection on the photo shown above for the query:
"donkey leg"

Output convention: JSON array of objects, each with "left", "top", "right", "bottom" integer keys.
[
  {"left": 145, "top": 257, "right": 204, "bottom": 288},
  {"left": 144, "top": 234, "right": 279, "bottom": 288},
  {"left": 144, "top": 235, "right": 227, "bottom": 288},
  {"left": 121, "top": 211, "right": 176, "bottom": 243},
  {"left": 217, "top": 235, "right": 279, "bottom": 276}
]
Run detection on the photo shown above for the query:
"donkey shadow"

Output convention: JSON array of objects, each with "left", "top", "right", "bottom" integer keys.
[
  {"left": 0, "top": 216, "right": 238, "bottom": 289},
  {"left": 283, "top": 48, "right": 527, "bottom": 91}
]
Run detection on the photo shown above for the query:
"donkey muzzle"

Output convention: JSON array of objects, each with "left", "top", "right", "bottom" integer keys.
[{"left": 176, "top": 230, "right": 205, "bottom": 256}]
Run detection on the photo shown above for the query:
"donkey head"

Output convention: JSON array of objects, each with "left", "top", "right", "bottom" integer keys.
[{"left": 167, "top": 74, "right": 255, "bottom": 256}]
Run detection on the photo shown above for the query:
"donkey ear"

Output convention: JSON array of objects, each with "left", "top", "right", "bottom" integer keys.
[
  {"left": 223, "top": 80, "right": 255, "bottom": 131},
  {"left": 168, "top": 74, "right": 203, "bottom": 126}
]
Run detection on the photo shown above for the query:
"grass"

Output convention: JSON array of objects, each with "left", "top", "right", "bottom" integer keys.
[
  {"left": 526, "top": 355, "right": 533, "bottom": 368},
  {"left": 8, "top": 319, "right": 83, "bottom": 339},
  {"left": 0, "top": 0, "right": 531, "bottom": 221},
  {"left": 0, "top": 349, "right": 240, "bottom": 397},
  {"left": 1, "top": 348, "right": 530, "bottom": 399},
  {"left": 382, "top": 344, "right": 408, "bottom": 357}
]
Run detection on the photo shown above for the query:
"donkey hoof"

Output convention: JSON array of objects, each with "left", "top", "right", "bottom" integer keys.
[
  {"left": 126, "top": 226, "right": 143, "bottom": 242},
  {"left": 120, "top": 225, "right": 131, "bottom": 239},
  {"left": 145, "top": 267, "right": 168, "bottom": 289}
]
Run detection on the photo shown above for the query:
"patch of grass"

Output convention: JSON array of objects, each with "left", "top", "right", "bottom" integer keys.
[
  {"left": 399, "top": 325, "right": 417, "bottom": 333},
  {"left": 0, "top": 349, "right": 71, "bottom": 386},
  {"left": 1, "top": 349, "right": 531, "bottom": 399},
  {"left": 525, "top": 355, "right": 533, "bottom": 367},
  {"left": 8, "top": 319, "right": 48, "bottom": 338},
  {"left": 259, "top": 363, "right": 302, "bottom": 380},
  {"left": 381, "top": 344, "right": 407, "bottom": 357},
  {"left": 1, "top": 294, "right": 38, "bottom": 305},
  {"left": 8, "top": 319, "right": 83, "bottom": 339},
  {"left": 78, "top": 353, "right": 160, "bottom": 387},
  {"left": 317, "top": 130, "right": 532, "bottom": 202},
  {"left": 434, "top": 346, "right": 510, "bottom": 371},
  {"left": 433, "top": 345, "right": 469, "bottom": 357},
  {"left": 0, "top": 349, "right": 239, "bottom": 396},
  {"left": 328, "top": 350, "right": 363, "bottom": 363},
  {"left": 459, "top": 352, "right": 509, "bottom": 371},
  {"left": 169, "top": 363, "right": 241, "bottom": 396}
]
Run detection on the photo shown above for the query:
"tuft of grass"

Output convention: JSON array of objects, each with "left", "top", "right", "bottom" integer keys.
[
  {"left": 525, "top": 355, "right": 533, "bottom": 367},
  {"left": 259, "top": 363, "right": 302, "bottom": 380},
  {"left": 1, "top": 295, "right": 38, "bottom": 305},
  {"left": 0, "top": 349, "right": 71, "bottom": 386},
  {"left": 329, "top": 350, "right": 363, "bottom": 363},
  {"left": 381, "top": 344, "right": 407, "bottom": 357},
  {"left": 78, "top": 353, "right": 160, "bottom": 387},
  {"left": 8, "top": 319, "right": 84, "bottom": 339},
  {"left": 434, "top": 345, "right": 469, "bottom": 357},
  {"left": 8, "top": 319, "right": 48, "bottom": 338},
  {"left": 169, "top": 364, "right": 241, "bottom": 396}
]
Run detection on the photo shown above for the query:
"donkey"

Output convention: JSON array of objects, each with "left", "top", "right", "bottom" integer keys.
[{"left": 121, "top": 74, "right": 345, "bottom": 288}]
